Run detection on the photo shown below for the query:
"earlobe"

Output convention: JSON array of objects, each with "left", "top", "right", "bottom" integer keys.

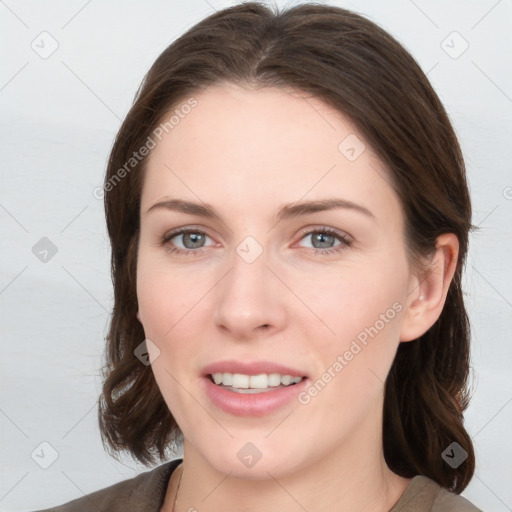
[
  {"left": 399, "top": 233, "right": 459, "bottom": 342},
  {"left": 136, "top": 310, "right": 142, "bottom": 323}
]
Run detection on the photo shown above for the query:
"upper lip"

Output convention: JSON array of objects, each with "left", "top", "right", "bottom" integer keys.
[{"left": 202, "top": 360, "right": 308, "bottom": 377}]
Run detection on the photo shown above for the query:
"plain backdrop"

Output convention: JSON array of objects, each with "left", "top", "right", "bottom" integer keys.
[{"left": 1, "top": 0, "right": 511, "bottom": 510}]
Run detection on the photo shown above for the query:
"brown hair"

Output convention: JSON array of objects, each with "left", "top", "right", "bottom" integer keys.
[{"left": 98, "top": 1, "right": 475, "bottom": 493}]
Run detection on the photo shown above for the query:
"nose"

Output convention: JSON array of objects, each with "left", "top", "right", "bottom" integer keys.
[{"left": 212, "top": 246, "right": 287, "bottom": 341}]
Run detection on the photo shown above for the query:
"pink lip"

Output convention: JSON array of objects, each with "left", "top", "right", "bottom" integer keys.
[
  {"left": 201, "top": 360, "right": 308, "bottom": 377},
  {"left": 202, "top": 375, "right": 310, "bottom": 417}
]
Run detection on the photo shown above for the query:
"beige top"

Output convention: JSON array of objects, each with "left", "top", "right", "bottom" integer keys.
[{"left": 33, "top": 458, "right": 483, "bottom": 511}]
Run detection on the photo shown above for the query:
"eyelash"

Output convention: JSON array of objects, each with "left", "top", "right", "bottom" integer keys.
[{"left": 159, "top": 226, "right": 352, "bottom": 257}]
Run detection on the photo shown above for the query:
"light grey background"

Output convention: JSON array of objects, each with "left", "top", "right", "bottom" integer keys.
[{"left": 1, "top": 0, "right": 511, "bottom": 510}]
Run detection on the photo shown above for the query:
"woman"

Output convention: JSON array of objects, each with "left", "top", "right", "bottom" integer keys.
[{"left": 35, "top": 2, "right": 482, "bottom": 511}]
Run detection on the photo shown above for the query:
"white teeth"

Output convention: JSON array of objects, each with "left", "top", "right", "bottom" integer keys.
[
  {"left": 210, "top": 372, "right": 304, "bottom": 389},
  {"left": 281, "top": 375, "right": 293, "bottom": 385},
  {"left": 232, "top": 373, "right": 249, "bottom": 388},
  {"left": 249, "top": 374, "right": 267, "bottom": 389},
  {"left": 268, "top": 373, "right": 282, "bottom": 387}
]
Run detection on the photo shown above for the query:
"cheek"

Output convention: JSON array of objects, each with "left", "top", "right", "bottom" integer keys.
[
  {"left": 136, "top": 252, "right": 212, "bottom": 366},
  {"left": 137, "top": 248, "right": 187, "bottom": 332},
  {"left": 136, "top": 257, "right": 205, "bottom": 417},
  {"left": 300, "top": 259, "right": 408, "bottom": 388},
  {"left": 296, "top": 276, "right": 406, "bottom": 432},
  {"left": 307, "top": 265, "right": 406, "bottom": 339}
]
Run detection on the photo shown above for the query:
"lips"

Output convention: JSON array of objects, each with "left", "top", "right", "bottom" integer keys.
[
  {"left": 202, "top": 372, "right": 310, "bottom": 416},
  {"left": 201, "top": 359, "right": 308, "bottom": 378}
]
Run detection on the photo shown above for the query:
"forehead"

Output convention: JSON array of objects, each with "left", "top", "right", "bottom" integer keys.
[
  {"left": 141, "top": 83, "right": 401, "bottom": 224},
  {"left": 152, "top": 83, "right": 357, "bottom": 165}
]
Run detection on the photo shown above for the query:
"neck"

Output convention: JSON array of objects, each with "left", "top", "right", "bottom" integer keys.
[{"left": 162, "top": 402, "right": 411, "bottom": 512}]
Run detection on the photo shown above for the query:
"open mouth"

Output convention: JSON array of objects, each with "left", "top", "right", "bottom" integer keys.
[
  {"left": 208, "top": 372, "right": 305, "bottom": 393},
  {"left": 202, "top": 370, "right": 310, "bottom": 416}
]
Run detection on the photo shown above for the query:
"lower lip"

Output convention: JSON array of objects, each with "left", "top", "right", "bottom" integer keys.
[{"left": 202, "top": 376, "right": 310, "bottom": 417}]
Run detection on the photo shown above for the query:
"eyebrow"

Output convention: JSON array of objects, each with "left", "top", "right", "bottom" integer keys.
[{"left": 144, "top": 197, "right": 375, "bottom": 222}]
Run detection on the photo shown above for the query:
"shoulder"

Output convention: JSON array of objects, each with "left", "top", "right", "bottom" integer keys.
[
  {"left": 392, "top": 475, "right": 483, "bottom": 512},
  {"left": 32, "top": 459, "right": 181, "bottom": 512},
  {"left": 431, "top": 480, "right": 483, "bottom": 512}
]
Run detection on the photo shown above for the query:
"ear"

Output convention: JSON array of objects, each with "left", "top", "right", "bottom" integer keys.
[
  {"left": 136, "top": 310, "right": 142, "bottom": 323},
  {"left": 399, "top": 233, "right": 459, "bottom": 342}
]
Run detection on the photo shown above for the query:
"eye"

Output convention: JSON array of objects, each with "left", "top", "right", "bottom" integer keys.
[
  {"left": 160, "top": 226, "right": 352, "bottom": 257},
  {"left": 296, "top": 227, "right": 352, "bottom": 255},
  {"left": 160, "top": 228, "right": 216, "bottom": 256}
]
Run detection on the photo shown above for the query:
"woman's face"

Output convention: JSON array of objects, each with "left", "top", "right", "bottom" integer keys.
[{"left": 136, "top": 83, "right": 420, "bottom": 478}]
